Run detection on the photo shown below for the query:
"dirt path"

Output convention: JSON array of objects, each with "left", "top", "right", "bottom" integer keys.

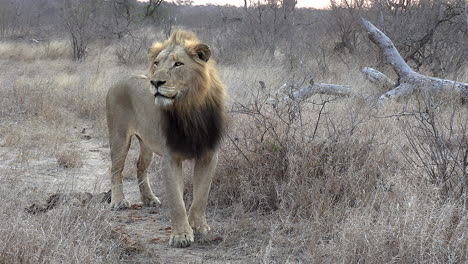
[{"left": 74, "top": 122, "right": 244, "bottom": 263}]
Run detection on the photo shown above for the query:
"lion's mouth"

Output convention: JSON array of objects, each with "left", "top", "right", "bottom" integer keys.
[
  {"left": 155, "top": 92, "right": 176, "bottom": 99},
  {"left": 154, "top": 86, "right": 178, "bottom": 100}
]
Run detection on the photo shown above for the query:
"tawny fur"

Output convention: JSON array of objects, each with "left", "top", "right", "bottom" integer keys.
[{"left": 106, "top": 30, "right": 226, "bottom": 248}]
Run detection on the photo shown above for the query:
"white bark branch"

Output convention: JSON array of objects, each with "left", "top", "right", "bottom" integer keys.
[
  {"left": 361, "top": 18, "right": 468, "bottom": 104},
  {"left": 361, "top": 67, "right": 395, "bottom": 91},
  {"left": 292, "top": 83, "right": 352, "bottom": 98},
  {"left": 268, "top": 82, "right": 352, "bottom": 103},
  {"left": 361, "top": 18, "right": 414, "bottom": 78},
  {"left": 379, "top": 83, "right": 413, "bottom": 101}
]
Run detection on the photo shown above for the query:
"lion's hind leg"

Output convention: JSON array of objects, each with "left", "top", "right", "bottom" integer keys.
[
  {"left": 136, "top": 137, "right": 161, "bottom": 207},
  {"left": 109, "top": 133, "right": 131, "bottom": 210}
]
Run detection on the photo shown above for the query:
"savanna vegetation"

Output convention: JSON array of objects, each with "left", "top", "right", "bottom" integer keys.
[{"left": 0, "top": 0, "right": 467, "bottom": 263}]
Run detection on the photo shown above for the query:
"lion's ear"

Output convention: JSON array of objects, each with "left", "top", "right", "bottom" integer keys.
[{"left": 194, "top": 44, "right": 211, "bottom": 62}]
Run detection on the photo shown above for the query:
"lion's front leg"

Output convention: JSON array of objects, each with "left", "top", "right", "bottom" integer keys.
[
  {"left": 188, "top": 152, "right": 218, "bottom": 239},
  {"left": 162, "top": 155, "right": 194, "bottom": 248}
]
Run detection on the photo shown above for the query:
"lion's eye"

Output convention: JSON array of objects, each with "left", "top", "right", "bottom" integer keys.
[
  {"left": 154, "top": 61, "right": 159, "bottom": 66},
  {"left": 174, "top": 62, "right": 184, "bottom": 67}
]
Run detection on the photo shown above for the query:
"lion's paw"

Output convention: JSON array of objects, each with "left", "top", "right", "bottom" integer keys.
[
  {"left": 110, "top": 199, "right": 130, "bottom": 210},
  {"left": 142, "top": 195, "right": 161, "bottom": 207},
  {"left": 193, "top": 224, "right": 210, "bottom": 237},
  {"left": 169, "top": 232, "right": 194, "bottom": 248},
  {"left": 193, "top": 224, "right": 211, "bottom": 242}
]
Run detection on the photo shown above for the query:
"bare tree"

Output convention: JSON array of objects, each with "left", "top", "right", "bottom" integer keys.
[
  {"left": 0, "top": 0, "right": 43, "bottom": 39},
  {"left": 329, "top": 0, "right": 368, "bottom": 53},
  {"left": 57, "top": 0, "right": 97, "bottom": 61},
  {"left": 102, "top": 0, "right": 137, "bottom": 39},
  {"left": 0, "top": 1, "right": 22, "bottom": 39},
  {"left": 144, "top": 0, "right": 163, "bottom": 19},
  {"left": 241, "top": 0, "right": 296, "bottom": 56},
  {"left": 282, "top": 0, "right": 297, "bottom": 18}
]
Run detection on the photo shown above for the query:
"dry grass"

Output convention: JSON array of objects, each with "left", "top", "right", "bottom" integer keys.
[
  {"left": 0, "top": 183, "right": 122, "bottom": 263},
  {"left": 0, "top": 40, "right": 70, "bottom": 61},
  {"left": 56, "top": 148, "right": 83, "bottom": 169},
  {"left": 0, "top": 26, "right": 467, "bottom": 263}
]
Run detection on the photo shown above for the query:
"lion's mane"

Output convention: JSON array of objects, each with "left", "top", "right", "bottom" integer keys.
[{"left": 148, "top": 31, "right": 226, "bottom": 158}]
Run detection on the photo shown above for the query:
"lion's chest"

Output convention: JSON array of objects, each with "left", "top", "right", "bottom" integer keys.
[{"left": 161, "top": 105, "right": 223, "bottom": 159}]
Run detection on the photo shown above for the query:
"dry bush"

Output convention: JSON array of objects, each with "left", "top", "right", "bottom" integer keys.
[
  {"left": 400, "top": 95, "right": 468, "bottom": 204},
  {"left": 56, "top": 149, "right": 83, "bottom": 168},
  {"left": 215, "top": 83, "right": 381, "bottom": 212},
  {"left": 114, "top": 35, "right": 150, "bottom": 65}
]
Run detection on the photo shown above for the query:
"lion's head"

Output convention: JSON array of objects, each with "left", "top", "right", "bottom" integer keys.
[
  {"left": 147, "top": 31, "right": 226, "bottom": 158},
  {"left": 148, "top": 31, "right": 221, "bottom": 110}
]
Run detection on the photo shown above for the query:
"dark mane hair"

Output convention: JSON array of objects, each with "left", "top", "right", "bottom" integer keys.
[
  {"left": 151, "top": 30, "right": 226, "bottom": 159},
  {"left": 162, "top": 101, "right": 224, "bottom": 159}
]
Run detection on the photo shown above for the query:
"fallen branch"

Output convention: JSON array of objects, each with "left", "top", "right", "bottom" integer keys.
[
  {"left": 361, "top": 18, "right": 468, "bottom": 104},
  {"left": 268, "top": 80, "right": 352, "bottom": 103},
  {"left": 361, "top": 67, "right": 395, "bottom": 91},
  {"left": 291, "top": 82, "right": 352, "bottom": 98}
]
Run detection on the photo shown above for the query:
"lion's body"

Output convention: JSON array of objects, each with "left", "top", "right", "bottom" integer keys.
[
  {"left": 106, "top": 31, "right": 225, "bottom": 248},
  {"left": 107, "top": 79, "right": 163, "bottom": 154}
]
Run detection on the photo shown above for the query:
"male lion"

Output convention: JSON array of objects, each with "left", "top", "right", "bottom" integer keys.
[{"left": 106, "top": 31, "right": 225, "bottom": 248}]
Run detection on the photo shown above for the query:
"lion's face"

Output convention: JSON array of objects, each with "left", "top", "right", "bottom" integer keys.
[{"left": 148, "top": 43, "right": 211, "bottom": 109}]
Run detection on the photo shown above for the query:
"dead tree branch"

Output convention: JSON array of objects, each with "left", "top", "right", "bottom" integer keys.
[
  {"left": 290, "top": 82, "right": 352, "bottom": 99},
  {"left": 361, "top": 18, "right": 468, "bottom": 104},
  {"left": 268, "top": 80, "right": 352, "bottom": 103},
  {"left": 361, "top": 67, "right": 395, "bottom": 91}
]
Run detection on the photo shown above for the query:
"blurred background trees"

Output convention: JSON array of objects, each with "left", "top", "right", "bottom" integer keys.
[{"left": 0, "top": 0, "right": 465, "bottom": 77}]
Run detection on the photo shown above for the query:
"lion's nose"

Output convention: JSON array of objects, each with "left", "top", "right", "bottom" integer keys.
[{"left": 151, "top": 80, "right": 166, "bottom": 88}]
